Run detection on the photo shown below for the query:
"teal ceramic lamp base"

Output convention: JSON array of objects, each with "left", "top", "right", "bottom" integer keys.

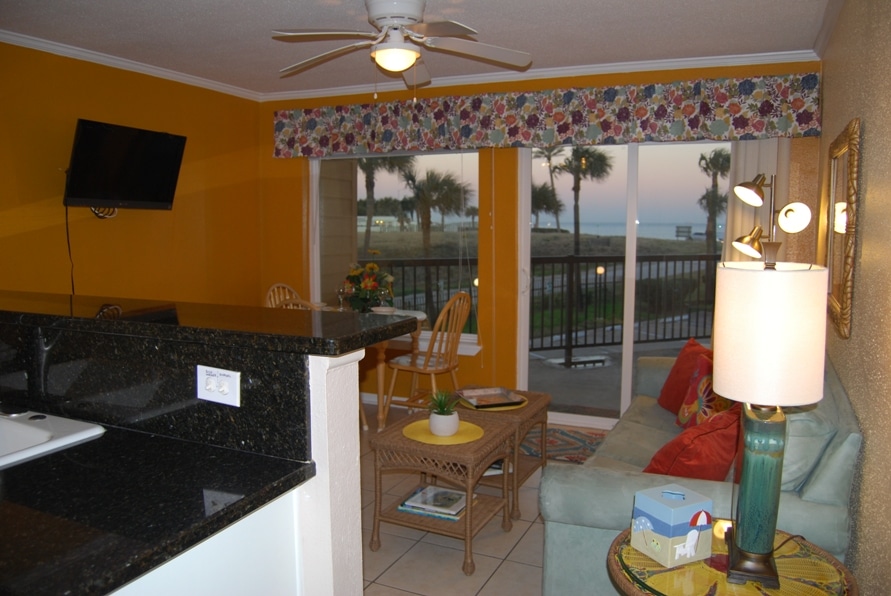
[{"left": 726, "top": 403, "right": 786, "bottom": 589}]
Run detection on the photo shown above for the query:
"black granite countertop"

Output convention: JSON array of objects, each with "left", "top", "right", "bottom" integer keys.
[
  {"left": 0, "top": 289, "right": 419, "bottom": 356},
  {"left": 0, "top": 426, "right": 314, "bottom": 596}
]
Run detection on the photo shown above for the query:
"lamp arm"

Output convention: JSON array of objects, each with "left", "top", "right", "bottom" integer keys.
[{"left": 766, "top": 175, "right": 776, "bottom": 242}]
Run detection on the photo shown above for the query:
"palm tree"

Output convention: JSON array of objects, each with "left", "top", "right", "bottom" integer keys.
[
  {"left": 533, "top": 146, "right": 566, "bottom": 231},
  {"left": 531, "top": 182, "right": 557, "bottom": 229},
  {"left": 400, "top": 197, "right": 417, "bottom": 229},
  {"left": 401, "top": 168, "right": 473, "bottom": 317},
  {"left": 549, "top": 196, "right": 566, "bottom": 231},
  {"left": 697, "top": 148, "right": 731, "bottom": 255},
  {"left": 555, "top": 146, "right": 613, "bottom": 256},
  {"left": 465, "top": 205, "right": 479, "bottom": 229},
  {"left": 358, "top": 156, "right": 415, "bottom": 252},
  {"left": 402, "top": 168, "right": 472, "bottom": 257}
]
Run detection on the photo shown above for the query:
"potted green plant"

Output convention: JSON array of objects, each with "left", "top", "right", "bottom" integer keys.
[{"left": 428, "top": 390, "right": 459, "bottom": 437}]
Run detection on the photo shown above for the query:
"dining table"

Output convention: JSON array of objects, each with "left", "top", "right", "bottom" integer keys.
[{"left": 362, "top": 309, "right": 427, "bottom": 431}]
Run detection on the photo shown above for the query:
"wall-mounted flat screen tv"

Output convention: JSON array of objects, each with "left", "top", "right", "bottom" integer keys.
[{"left": 63, "top": 119, "right": 187, "bottom": 210}]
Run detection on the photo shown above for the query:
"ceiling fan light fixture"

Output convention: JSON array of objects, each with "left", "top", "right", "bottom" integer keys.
[{"left": 371, "top": 42, "right": 420, "bottom": 72}]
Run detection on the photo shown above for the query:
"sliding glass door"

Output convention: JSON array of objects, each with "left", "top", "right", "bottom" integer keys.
[{"left": 524, "top": 142, "right": 728, "bottom": 427}]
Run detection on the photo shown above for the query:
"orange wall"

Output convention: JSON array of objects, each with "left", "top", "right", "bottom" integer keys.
[{"left": 1, "top": 43, "right": 266, "bottom": 305}]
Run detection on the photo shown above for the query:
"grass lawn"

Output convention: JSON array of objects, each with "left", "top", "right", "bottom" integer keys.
[{"left": 364, "top": 230, "right": 717, "bottom": 259}]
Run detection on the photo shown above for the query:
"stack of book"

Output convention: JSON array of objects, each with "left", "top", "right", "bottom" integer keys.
[{"left": 397, "top": 486, "right": 471, "bottom": 521}]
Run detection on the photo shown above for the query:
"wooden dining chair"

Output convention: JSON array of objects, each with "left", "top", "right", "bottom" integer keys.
[
  {"left": 265, "top": 283, "right": 317, "bottom": 310},
  {"left": 379, "top": 291, "right": 472, "bottom": 430}
]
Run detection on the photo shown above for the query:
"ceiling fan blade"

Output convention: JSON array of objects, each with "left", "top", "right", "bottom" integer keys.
[
  {"left": 405, "top": 20, "right": 477, "bottom": 38},
  {"left": 423, "top": 36, "right": 532, "bottom": 69},
  {"left": 402, "top": 58, "right": 432, "bottom": 87},
  {"left": 279, "top": 41, "right": 373, "bottom": 77},
  {"left": 272, "top": 28, "right": 380, "bottom": 42}
]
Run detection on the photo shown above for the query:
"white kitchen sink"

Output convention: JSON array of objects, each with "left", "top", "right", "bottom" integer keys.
[{"left": 0, "top": 410, "right": 105, "bottom": 470}]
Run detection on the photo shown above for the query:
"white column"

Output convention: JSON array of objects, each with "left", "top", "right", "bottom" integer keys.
[{"left": 298, "top": 349, "right": 365, "bottom": 595}]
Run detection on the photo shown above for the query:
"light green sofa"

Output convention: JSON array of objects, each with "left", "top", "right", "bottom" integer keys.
[{"left": 540, "top": 356, "right": 861, "bottom": 595}]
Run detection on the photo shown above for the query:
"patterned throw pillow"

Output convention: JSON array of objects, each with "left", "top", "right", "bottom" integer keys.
[
  {"left": 676, "top": 353, "right": 732, "bottom": 429},
  {"left": 657, "top": 338, "right": 712, "bottom": 414}
]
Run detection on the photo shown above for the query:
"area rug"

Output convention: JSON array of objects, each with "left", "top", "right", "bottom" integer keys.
[{"left": 520, "top": 427, "right": 608, "bottom": 464}]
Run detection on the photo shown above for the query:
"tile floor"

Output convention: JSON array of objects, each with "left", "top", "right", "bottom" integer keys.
[{"left": 359, "top": 405, "right": 546, "bottom": 595}]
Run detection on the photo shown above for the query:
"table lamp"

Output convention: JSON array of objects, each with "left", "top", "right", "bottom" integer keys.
[{"left": 712, "top": 260, "right": 828, "bottom": 588}]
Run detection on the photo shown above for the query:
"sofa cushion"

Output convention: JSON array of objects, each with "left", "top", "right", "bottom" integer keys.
[
  {"left": 589, "top": 395, "right": 681, "bottom": 469},
  {"left": 781, "top": 407, "right": 837, "bottom": 491},
  {"left": 590, "top": 419, "right": 681, "bottom": 469},
  {"left": 800, "top": 432, "right": 862, "bottom": 506},
  {"left": 657, "top": 338, "right": 712, "bottom": 414},
  {"left": 618, "top": 395, "right": 681, "bottom": 431},
  {"left": 643, "top": 405, "right": 741, "bottom": 480},
  {"left": 676, "top": 353, "right": 732, "bottom": 429}
]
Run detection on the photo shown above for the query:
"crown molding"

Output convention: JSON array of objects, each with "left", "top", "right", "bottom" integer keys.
[
  {"left": 3, "top": 30, "right": 818, "bottom": 104},
  {"left": 1, "top": 30, "right": 263, "bottom": 101}
]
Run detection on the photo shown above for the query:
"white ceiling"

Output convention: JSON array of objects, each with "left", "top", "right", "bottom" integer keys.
[{"left": 0, "top": 0, "right": 842, "bottom": 101}]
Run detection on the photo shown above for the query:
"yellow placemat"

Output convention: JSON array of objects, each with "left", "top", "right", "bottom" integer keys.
[
  {"left": 403, "top": 420, "right": 485, "bottom": 445},
  {"left": 458, "top": 395, "right": 528, "bottom": 412}
]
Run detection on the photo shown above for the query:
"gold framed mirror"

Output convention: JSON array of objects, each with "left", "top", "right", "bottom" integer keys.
[{"left": 826, "top": 117, "right": 860, "bottom": 339}]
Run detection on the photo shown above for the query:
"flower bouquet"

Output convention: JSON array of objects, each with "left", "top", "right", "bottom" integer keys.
[{"left": 344, "top": 250, "right": 394, "bottom": 313}]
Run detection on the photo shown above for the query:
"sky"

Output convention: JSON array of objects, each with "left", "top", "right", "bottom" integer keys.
[{"left": 357, "top": 141, "right": 732, "bottom": 226}]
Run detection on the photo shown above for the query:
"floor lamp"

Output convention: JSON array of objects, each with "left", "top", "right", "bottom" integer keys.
[
  {"left": 731, "top": 174, "right": 812, "bottom": 267},
  {"left": 712, "top": 261, "right": 827, "bottom": 588}
]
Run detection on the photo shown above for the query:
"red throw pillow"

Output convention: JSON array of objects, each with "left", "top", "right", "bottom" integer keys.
[
  {"left": 657, "top": 338, "right": 712, "bottom": 414},
  {"left": 675, "top": 354, "right": 732, "bottom": 429},
  {"left": 643, "top": 405, "right": 741, "bottom": 481}
]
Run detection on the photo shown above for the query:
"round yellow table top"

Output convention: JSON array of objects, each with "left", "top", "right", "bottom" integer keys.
[
  {"left": 609, "top": 528, "right": 857, "bottom": 595},
  {"left": 402, "top": 420, "right": 484, "bottom": 445}
]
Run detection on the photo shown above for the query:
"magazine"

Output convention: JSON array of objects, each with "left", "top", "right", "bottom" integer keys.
[
  {"left": 397, "top": 503, "right": 463, "bottom": 521},
  {"left": 482, "top": 459, "right": 513, "bottom": 476},
  {"left": 402, "top": 486, "right": 467, "bottom": 515},
  {"left": 458, "top": 387, "right": 526, "bottom": 409}
]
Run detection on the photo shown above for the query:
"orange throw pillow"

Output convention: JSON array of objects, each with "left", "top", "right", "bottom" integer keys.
[
  {"left": 643, "top": 405, "right": 741, "bottom": 481},
  {"left": 657, "top": 338, "right": 712, "bottom": 414},
  {"left": 676, "top": 354, "right": 732, "bottom": 429}
]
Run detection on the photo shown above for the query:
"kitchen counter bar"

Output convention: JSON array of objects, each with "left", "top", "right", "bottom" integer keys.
[{"left": 0, "top": 289, "right": 419, "bottom": 594}]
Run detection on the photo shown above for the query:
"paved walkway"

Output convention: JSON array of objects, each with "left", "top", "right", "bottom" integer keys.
[{"left": 527, "top": 339, "right": 690, "bottom": 418}]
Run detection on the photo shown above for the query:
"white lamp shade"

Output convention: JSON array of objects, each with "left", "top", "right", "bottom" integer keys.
[{"left": 713, "top": 262, "right": 828, "bottom": 407}]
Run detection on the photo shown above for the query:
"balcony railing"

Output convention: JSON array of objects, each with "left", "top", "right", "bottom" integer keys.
[{"left": 364, "top": 253, "right": 718, "bottom": 355}]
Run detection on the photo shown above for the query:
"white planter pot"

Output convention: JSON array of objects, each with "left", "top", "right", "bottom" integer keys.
[{"left": 429, "top": 412, "right": 460, "bottom": 437}]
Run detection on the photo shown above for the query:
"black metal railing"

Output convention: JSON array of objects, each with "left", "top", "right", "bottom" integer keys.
[
  {"left": 364, "top": 253, "right": 718, "bottom": 350},
  {"left": 529, "top": 254, "right": 718, "bottom": 364},
  {"left": 369, "top": 257, "right": 480, "bottom": 333}
]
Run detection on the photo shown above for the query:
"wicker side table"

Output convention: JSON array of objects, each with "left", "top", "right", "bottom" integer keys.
[
  {"left": 467, "top": 390, "right": 551, "bottom": 519},
  {"left": 369, "top": 410, "right": 514, "bottom": 575},
  {"left": 607, "top": 527, "right": 858, "bottom": 595}
]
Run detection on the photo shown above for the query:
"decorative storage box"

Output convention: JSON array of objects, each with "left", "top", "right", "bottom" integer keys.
[{"left": 630, "top": 483, "right": 713, "bottom": 568}]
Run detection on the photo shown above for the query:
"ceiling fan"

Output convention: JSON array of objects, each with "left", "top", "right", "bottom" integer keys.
[{"left": 273, "top": 0, "right": 532, "bottom": 88}]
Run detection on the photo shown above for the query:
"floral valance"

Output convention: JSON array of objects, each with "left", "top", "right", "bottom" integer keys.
[{"left": 273, "top": 73, "right": 820, "bottom": 158}]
